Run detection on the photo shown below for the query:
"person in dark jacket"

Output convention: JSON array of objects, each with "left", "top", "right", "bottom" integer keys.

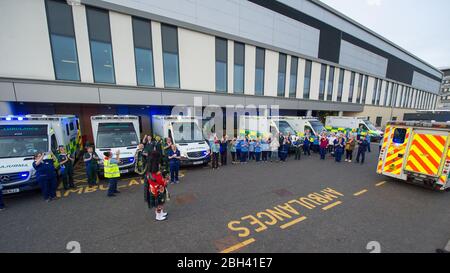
[
  {"left": 220, "top": 136, "right": 228, "bottom": 166},
  {"left": 167, "top": 144, "right": 181, "bottom": 184},
  {"left": 58, "top": 146, "right": 75, "bottom": 190},
  {"left": 33, "top": 152, "right": 58, "bottom": 202},
  {"left": 334, "top": 136, "right": 345, "bottom": 162},
  {"left": 356, "top": 135, "right": 370, "bottom": 164}
]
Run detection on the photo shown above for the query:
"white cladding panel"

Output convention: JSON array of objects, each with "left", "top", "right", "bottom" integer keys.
[
  {"left": 178, "top": 28, "right": 215, "bottom": 92},
  {"left": 412, "top": 71, "right": 441, "bottom": 93},
  {"left": 339, "top": 40, "right": 388, "bottom": 78},
  {"left": 0, "top": 0, "right": 54, "bottom": 80},
  {"left": 99, "top": 0, "right": 320, "bottom": 58}
]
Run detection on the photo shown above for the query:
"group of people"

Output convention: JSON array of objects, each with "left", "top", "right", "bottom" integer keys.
[
  {"left": 318, "top": 132, "right": 371, "bottom": 163},
  {"left": 207, "top": 129, "right": 373, "bottom": 169}
]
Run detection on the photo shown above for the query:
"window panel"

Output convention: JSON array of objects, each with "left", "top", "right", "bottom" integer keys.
[
  {"left": 289, "top": 56, "right": 298, "bottom": 98},
  {"left": 86, "top": 7, "right": 115, "bottom": 83},
  {"left": 233, "top": 42, "right": 245, "bottom": 94},
  {"left": 46, "top": 0, "right": 80, "bottom": 81},
  {"left": 161, "top": 24, "right": 179, "bottom": 88},
  {"left": 327, "top": 66, "right": 335, "bottom": 101},
  {"left": 255, "top": 47, "right": 265, "bottom": 96},
  {"left": 303, "top": 60, "right": 312, "bottom": 99},
  {"left": 348, "top": 72, "right": 355, "bottom": 102},
  {"left": 215, "top": 38, "right": 227, "bottom": 92},
  {"left": 337, "top": 68, "right": 344, "bottom": 102},
  {"left": 356, "top": 74, "right": 363, "bottom": 103},
  {"left": 361, "top": 75, "right": 368, "bottom": 104},
  {"left": 319, "top": 64, "right": 327, "bottom": 100},
  {"left": 132, "top": 17, "right": 154, "bottom": 86},
  {"left": 277, "top": 53, "right": 287, "bottom": 97}
]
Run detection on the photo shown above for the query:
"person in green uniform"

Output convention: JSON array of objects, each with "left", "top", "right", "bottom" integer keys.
[
  {"left": 83, "top": 145, "right": 99, "bottom": 186},
  {"left": 58, "top": 146, "right": 75, "bottom": 190}
]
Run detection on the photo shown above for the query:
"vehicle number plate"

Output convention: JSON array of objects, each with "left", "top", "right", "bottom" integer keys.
[
  {"left": 120, "top": 169, "right": 129, "bottom": 174},
  {"left": 193, "top": 161, "right": 203, "bottom": 165},
  {"left": 3, "top": 188, "right": 19, "bottom": 194}
]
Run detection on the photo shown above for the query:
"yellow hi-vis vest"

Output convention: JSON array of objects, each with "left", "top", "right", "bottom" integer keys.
[{"left": 104, "top": 158, "right": 120, "bottom": 178}]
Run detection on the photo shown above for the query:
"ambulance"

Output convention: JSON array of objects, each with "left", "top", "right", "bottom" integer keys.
[
  {"left": 238, "top": 116, "right": 298, "bottom": 138},
  {"left": 152, "top": 115, "right": 210, "bottom": 166},
  {"left": 271, "top": 116, "right": 326, "bottom": 137},
  {"left": 0, "top": 114, "right": 82, "bottom": 194},
  {"left": 325, "top": 116, "right": 383, "bottom": 141},
  {"left": 377, "top": 120, "right": 450, "bottom": 191},
  {"left": 91, "top": 115, "right": 140, "bottom": 176}
]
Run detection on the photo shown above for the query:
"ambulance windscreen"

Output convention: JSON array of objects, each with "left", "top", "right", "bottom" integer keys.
[
  {"left": 171, "top": 122, "right": 204, "bottom": 144},
  {"left": 309, "top": 120, "right": 326, "bottom": 135},
  {"left": 97, "top": 122, "right": 138, "bottom": 148},
  {"left": 0, "top": 125, "right": 48, "bottom": 158},
  {"left": 277, "top": 121, "right": 296, "bottom": 136}
]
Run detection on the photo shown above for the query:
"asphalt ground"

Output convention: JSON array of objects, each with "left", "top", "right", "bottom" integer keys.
[{"left": 0, "top": 145, "right": 449, "bottom": 253}]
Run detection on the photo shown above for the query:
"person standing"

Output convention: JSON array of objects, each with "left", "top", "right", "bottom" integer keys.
[
  {"left": 210, "top": 137, "right": 220, "bottom": 169},
  {"left": 167, "top": 144, "right": 181, "bottom": 183},
  {"left": 134, "top": 143, "right": 147, "bottom": 182},
  {"left": 0, "top": 182, "right": 5, "bottom": 210},
  {"left": 366, "top": 134, "right": 372, "bottom": 153},
  {"left": 294, "top": 136, "right": 302, "bottom": 160},
  {"left": 248, "top": 139, "right": 255, "bottom": 161},
  {"left": 220, "top": 136, "right": 228, "bottom": 166},
  {"left": 83, "top": 145, "right": 99, "bottom": 186},
  {"left": 303, "top": 133, "right": 312, "bottom": 156},
  {"left": 103, "top": 150, "right": 121, "bottom": 197},
  {"left": 356, "top": 135, "right": 369, "bottom": 164},
  {"left": 229, "top": 138, "right": 237, "bottom": 164},
  {"left": 261, "top": 138, "right": 269, "bottom": 162},
  {"left": 235, "top": 136, "right": 242, "bottom": 163},
  {"left": 334, "top": 136, "right": 345, "bottom": 162},
  {"left": 147, "top": 161, "right": 169, "bottom": 221},
  {"left": 254, "top": 139, "right": 262, "bottom": 162},
  {"left": 319, "top": 133, "right": 328, "bottom": 160},
  {"left": 328, "top": 133, "right": 336, "bottom": 157},
  {"left": 344, "top": 136, "right": 356, "bottom": 162},
  {"left": 240, "top": 138, "right": 249, "bottom": 163},
  {"left": 270, "top": 136, "right": 279, "bottom": 162},
  {"left": 33, "top": 152, "right": 58, "bottom": 202},
  {"left": 58, "top": 146, "right": 75, "bottom": 190},
  {"left": 279, "top": 137, "right": 289, "bottom": 162}
]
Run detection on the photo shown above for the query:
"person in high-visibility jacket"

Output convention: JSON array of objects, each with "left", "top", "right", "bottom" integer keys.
[{"left": 103, "top": 150, "right": 121, "bottom": 197}]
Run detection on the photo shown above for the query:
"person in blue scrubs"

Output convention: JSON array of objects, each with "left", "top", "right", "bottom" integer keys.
[
  {"left": 167, "top": 144, "right": 181, "bottom": 183},
  {"left": 248, "top": 139, "right": 255, "bottom": 161},
  {"left": 240, "top": 138, "right": 249, "bottom": 163},
  {"left": 254, "top": 139, "right": 262, "bottom": 162},
  {"left": 33, "top": 152, "right": 58, "bottom": 202}
]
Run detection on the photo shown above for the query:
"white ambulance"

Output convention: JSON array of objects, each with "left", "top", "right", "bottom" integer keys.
[
  {"left": 271, "top": 116, "right": 326, "bottom": 137},
  {"left": 0, "top": 114, "right": 82, "bottom": 194},
  {"left": 91, "top": 115, "right": 140, "bottom": 176},
  {"left": 152, "top": 115, "right": 210, "bottom": 166},
  {"left": 377, "top": 120, "right": 450, "bottom": 191}
]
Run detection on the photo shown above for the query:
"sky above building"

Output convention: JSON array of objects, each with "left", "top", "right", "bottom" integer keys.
[{"left": 319, "top": 0, "right": 450, "bottom": 70}]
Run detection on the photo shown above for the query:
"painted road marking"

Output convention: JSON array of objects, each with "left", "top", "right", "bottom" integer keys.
[
  {"left": 321, "top": 201, "right": 342, "bottom": 211},
  {"left": 353, "top": 189, "right": 368, "bottom": 196},
  {"left": 220, "top": 238, "right": 256, "bottom": 253},
  {"left": 280, "top": 216, "right": 307, "bottom": 229},
  {"left": 375, "top": 181, "right": 387, "bottom": 187}
]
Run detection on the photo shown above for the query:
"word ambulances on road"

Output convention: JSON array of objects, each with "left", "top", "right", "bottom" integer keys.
[{"left": 377, "top": 121, "right": 450, "bottom": 191}]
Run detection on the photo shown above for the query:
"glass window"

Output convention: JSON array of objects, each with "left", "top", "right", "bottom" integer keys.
[
  {"left": 255, "top": 47, "right": 265, "bottom": 96},
  {"left": 375, "top": 116, "right": 382, "bottom": 127},
  {"left": 303, "top": 60, "right": 312, "bottom": 99},
  {"left": 215, "top": 37, "right": 228, "bottom": 92},
  {"left": 327, "top": 66, "right": 335, "bottom": 101},
  {"left": 383, "top": 82, "right": 389, "bottom": 106},
  {"left": 289, "top": 57, "right": 298, "bottom": 98},
  {"left": 319, "top": 64, "right": 327, "bottom": 100},
  {"left": 356, "top": 74, "right": 363, "bottom": 103},
  {"left": 86, "top": 7, "right": 115, "bottom": 84},
  {"left": 277, "top": 53, "right": 287, "bottom": 97},
  {"left": 161, "top": 24, "right": 180, "bottom": 88},
  {"left": 361, "top": 75, "right": 368, "bottom": 104},
  {"left": 234, "top": 42, "right": 245, "bottom": 94},
  {"left": 132, "top": 17, "right": 154, "bottom": 87},
  {"left": 372, "top": 79, "right": 378, "bottom": 105},
  {"left": 393, "top": 128, "right": 407, "bottom": 144},
  {"left": 337, "top": 68, "right": 344, "bottom": 102},
  {"left": 45, "top": 0, "right": 80, "bottom": 81},
  {"left": 348, "top": 72, "right": 355, "bottom": 102},
  {"left": 376, "top": 80, "right": 383, "bottom": 105}
]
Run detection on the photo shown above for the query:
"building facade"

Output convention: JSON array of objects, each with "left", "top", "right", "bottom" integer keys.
[
  {"left": 438, "top": 68, "right": 450, "bottom": 109},
  {"left": 0, "top": 0, "right": 443, "bottom": 140}
]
